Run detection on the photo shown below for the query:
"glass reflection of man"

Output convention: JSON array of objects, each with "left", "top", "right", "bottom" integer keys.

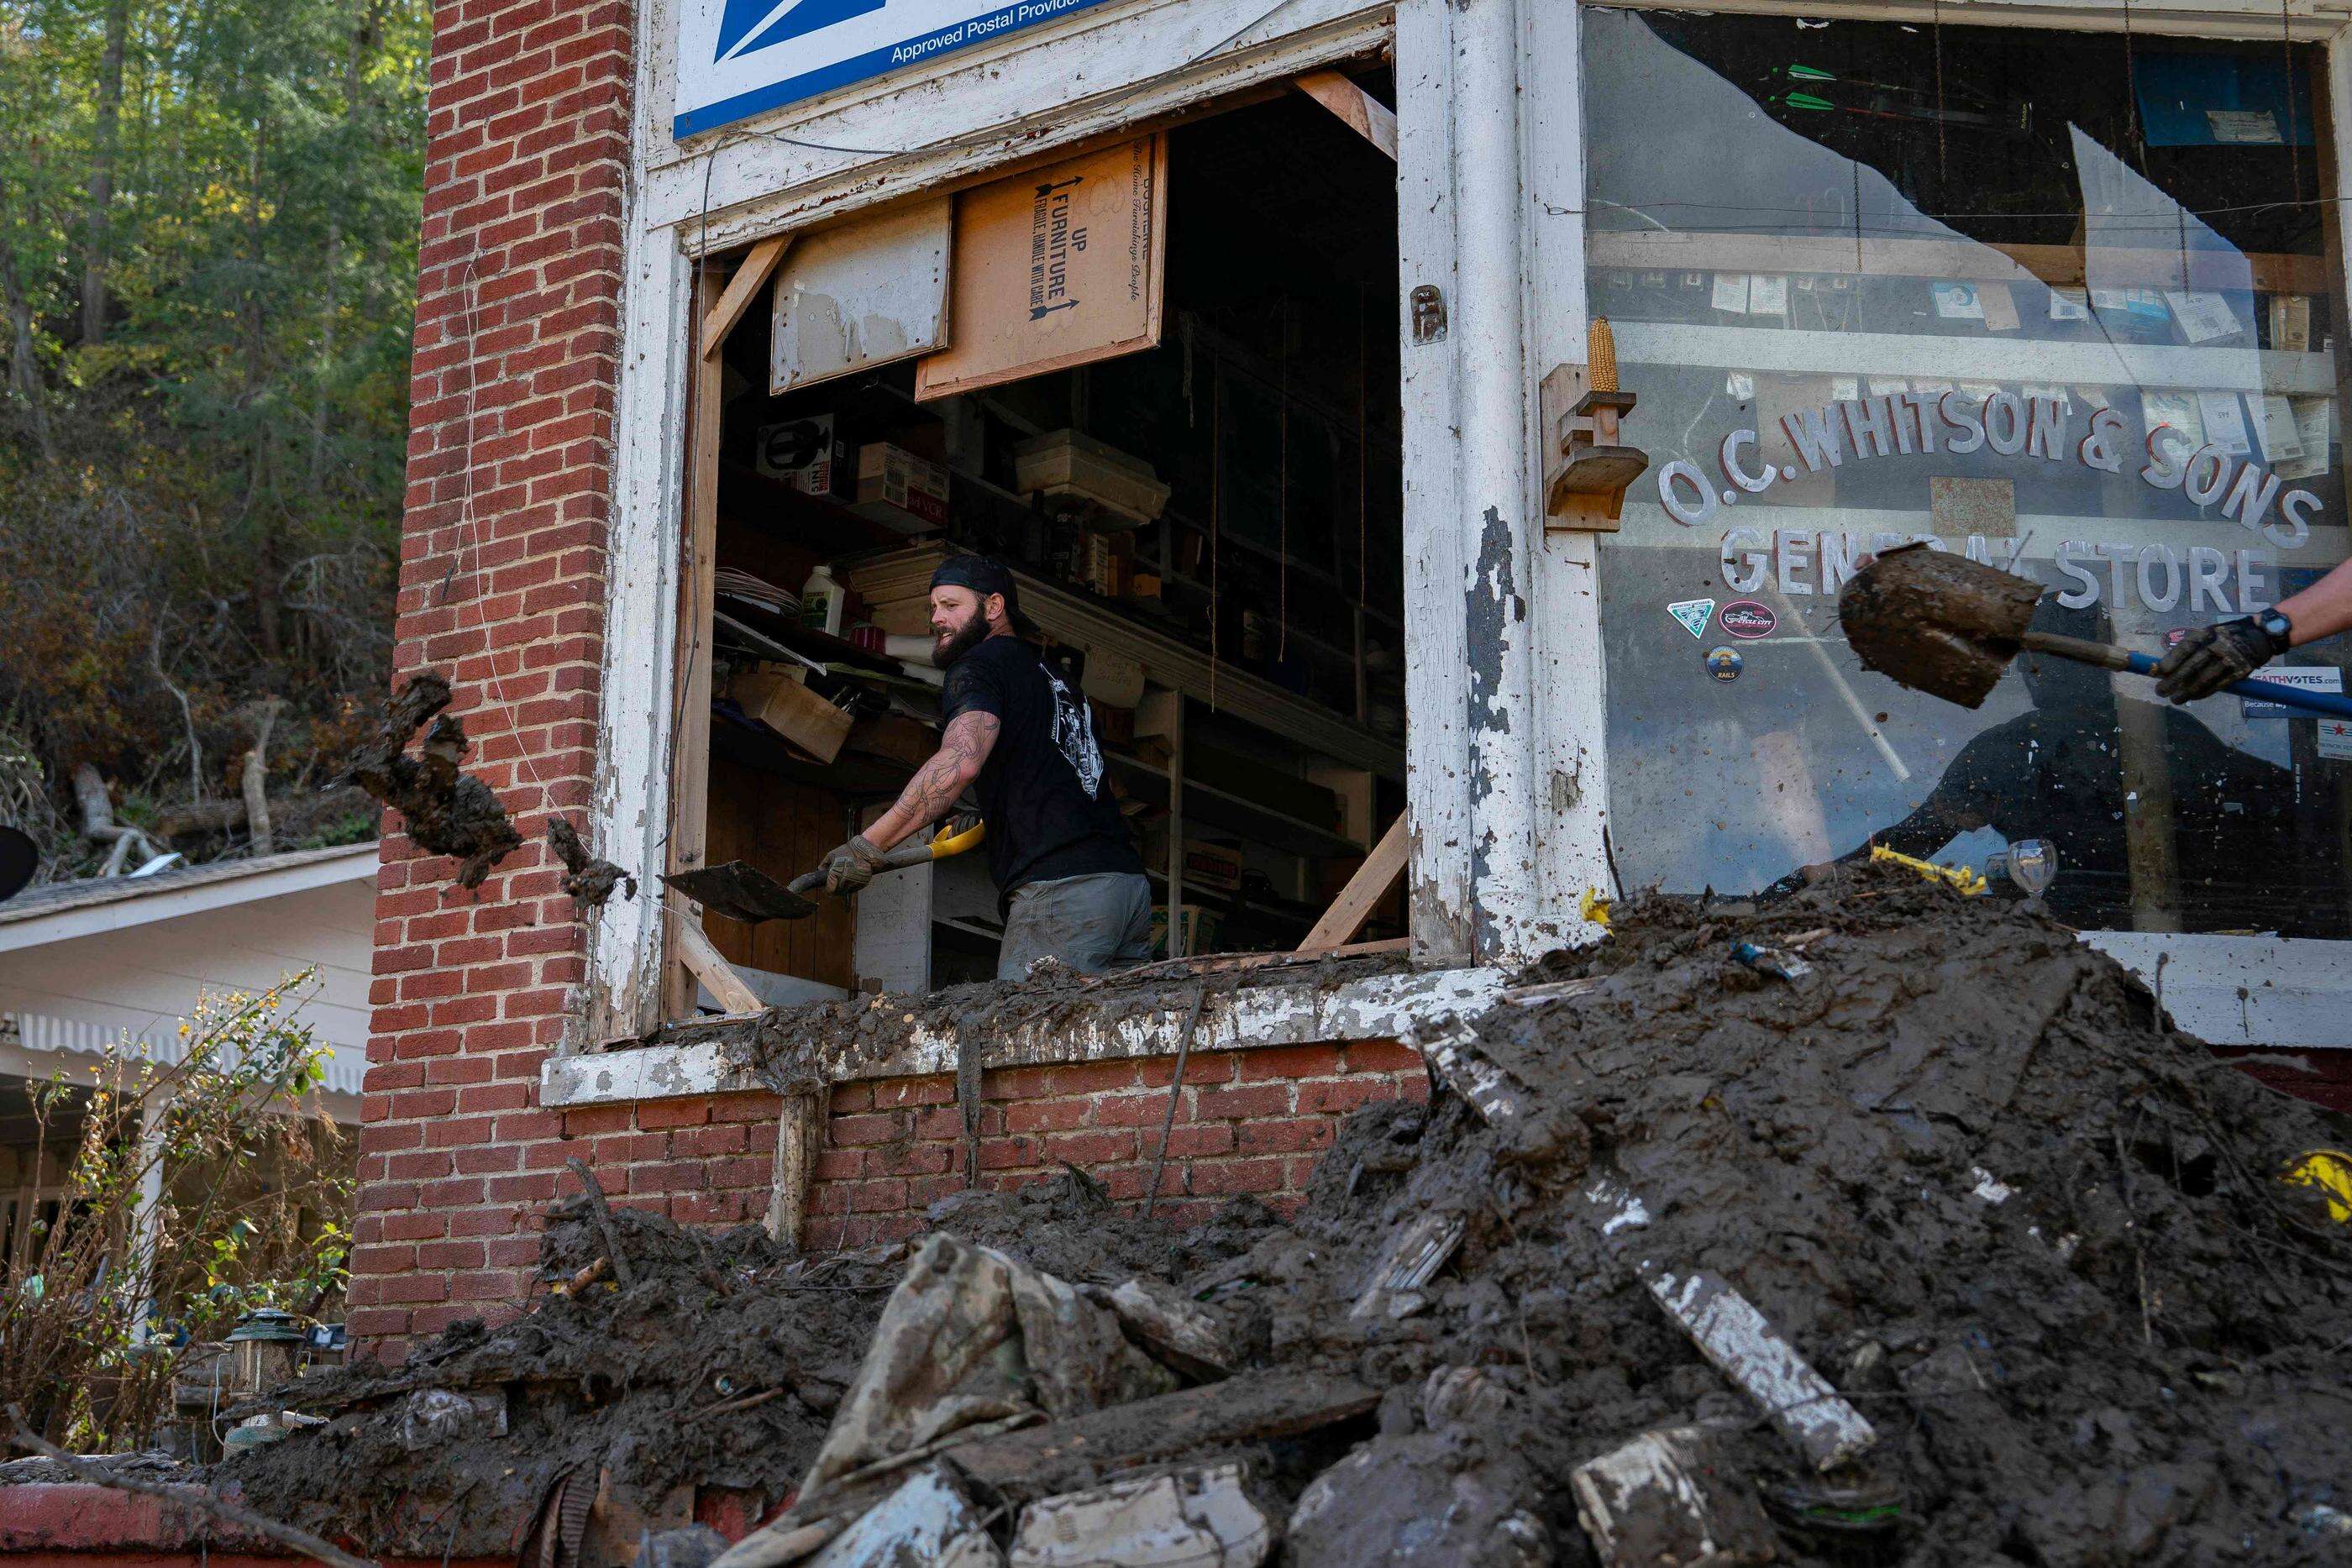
[
  {"left": 2150, "top": 555, "right": 2352, "bottom": 702},
  {"left": 1799, "top": 602, "right": 2344, "bottom": 936}
]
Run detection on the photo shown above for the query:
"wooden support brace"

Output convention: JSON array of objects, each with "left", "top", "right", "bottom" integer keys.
[
  {"left": 764, "top": 1088, "right": 825, "bottom": 1248},
  {"left": 674, "top": 919, "right": 763, "bottom": 1015},
  {"left": 700, "top": 233, "right": 793, "bottom": 359},
  {"left": 1292, "top": 71, "right": 1399, "bottom": 161},
  {"left": 1297, "top": 814, "right": 1409, "bottom": 952}
]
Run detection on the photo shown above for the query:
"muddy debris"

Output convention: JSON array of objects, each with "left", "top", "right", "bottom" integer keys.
[
  {"left": 213, "top": 864, "right": 2349, "bottom": 1565},
  {"left": 549, "top": 815, "right": 637, "bottom": 910},
  {"left": 341, "top": 671, "right": 522, "bottom": 889}
]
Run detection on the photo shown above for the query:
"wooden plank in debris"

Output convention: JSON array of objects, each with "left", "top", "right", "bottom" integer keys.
[
  {"left": 1571, "top": 1428, "right": 1778, "bottom": 1568},
  {"left": 1581, "top": 1177, "right": 1877, "bottom": 1473},
  {"left": 1402, "top": 1020, "right": 1525, "bottom": 1125},
  {"left": 1643, "top": 1266, "right": 1877, "bottom": 1473},
  {"left": 1349, "top": 1211, "right": 1466, "bottom": 1321},
  {"left": 1103, "top": 1279, "right": 1236, "bottom": 1380},
  {"left": 952, "top": 1372, "right": 1377, "bottom": 1498},
  {"left": 764, "top": 1088, "right": 825, "bottom": 1248}
]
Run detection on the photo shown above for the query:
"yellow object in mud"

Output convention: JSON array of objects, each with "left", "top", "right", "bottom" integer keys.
[
  {"left": 1868, "top": 844, "right": 1988, "bottom": 897},
  {"left": 1580, "top": 888, "right": 1613, "bottom": 927},
  {"left": 2284, "top": 1149, "right": 2352, "bottom": 1223}
]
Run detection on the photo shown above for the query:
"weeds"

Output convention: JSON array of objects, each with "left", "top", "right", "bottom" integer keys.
[{"left": 1, "top": 974, "right": 351, "bottom": 1449}]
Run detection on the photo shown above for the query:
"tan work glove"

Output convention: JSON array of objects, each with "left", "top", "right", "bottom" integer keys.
[{"left": 820, "top": 834, "right": 888, "bottom": 896}]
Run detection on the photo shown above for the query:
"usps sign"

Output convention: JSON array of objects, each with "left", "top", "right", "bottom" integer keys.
[{"left": 675, "top": 0, "right": 1119, "bottom": 138}]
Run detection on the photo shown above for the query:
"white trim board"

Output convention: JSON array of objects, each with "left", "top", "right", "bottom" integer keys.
[
  {"left": 1585, "top": 0, "right": 2342, "bottom": 39},
  {"left": 545, "top": 932, "right": 2350, "bottom": 1109},
  {"left": 2086, "top": 931, "right": 2352, "bottom": 1048},
  {"left": 544, "top": 966, "right": 1507, "bottom": 1106},
  {"left": 1611, "top": 323, "right": 2335, "bottom": 399},
  {"left": 640, "top": 0, "right": 1393, "bottom": 247},
  {"left": 0, "top": 847, "right": 380, "bottom": 957}
]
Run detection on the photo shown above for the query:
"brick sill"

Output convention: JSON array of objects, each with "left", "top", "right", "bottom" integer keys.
[{"left": 543, "top": 966, "right": 1506, "bottom": 1108}]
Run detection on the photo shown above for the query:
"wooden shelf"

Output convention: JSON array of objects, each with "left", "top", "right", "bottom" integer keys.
[
  {"left": 1588, "top": 228, "right": 2327, "bottom": 296},
  {"left": 1609, "top": 320, "right": 2333, "bottom": 396},
  {"left": 841, "top": 545, "right": 1404, "bottom": 779},
  {"left": 1109, "top": 752, "right": 1362, "bottom": 860}
]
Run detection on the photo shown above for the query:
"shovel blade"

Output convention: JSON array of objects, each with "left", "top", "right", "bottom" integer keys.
[
  {"left": 1839, "top": 542, "right": 2046, "bottom": 710},
  {"left": 662, "top": 862, "right": 819, "bottom": 924}
]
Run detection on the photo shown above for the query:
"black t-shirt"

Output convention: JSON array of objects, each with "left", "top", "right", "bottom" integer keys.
[{"left": 940, "top": 636, "right": 1143, "bottom": 894}]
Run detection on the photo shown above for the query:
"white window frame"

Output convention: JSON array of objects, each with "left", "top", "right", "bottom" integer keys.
[
  {"left": 581, "top": 0, "right": 1423, "bottom": 1045},
  {"left": 1557, "top": 0, "right": 2352, "bottom": 1050}
]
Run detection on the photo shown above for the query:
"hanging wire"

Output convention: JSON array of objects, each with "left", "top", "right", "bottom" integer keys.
[
  {"left": 1276, "top": 302, "right": 1289, "bottom": 665},
  {"left": 1930, "top": 0, "right": 1948, "bottom": 188},
  {"left": 1355, "top": 284, "right": 1367, "bottom": 612},
  {"left": 1209, "top": 349, "right": 1221, "bottom": 715},
  {"left": 2281, "top": 0, "right": 2303, "bottom": 210},
  {"left": 2121, "top": 0, "right": 2148, "bottom": 175}
]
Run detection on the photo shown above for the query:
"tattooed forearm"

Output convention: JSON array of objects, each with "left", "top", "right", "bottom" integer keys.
[{"left": 864, "top": 711, "right": 1000, "bottom": 852}]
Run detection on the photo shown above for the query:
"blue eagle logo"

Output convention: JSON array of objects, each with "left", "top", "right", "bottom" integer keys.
[{"left": 712, "top": 0, "right": 886, "bottom": 61}]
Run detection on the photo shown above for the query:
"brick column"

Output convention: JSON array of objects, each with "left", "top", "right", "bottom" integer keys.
[{"left": 353, "top": 0, "right": 634, "bottom": 1361}]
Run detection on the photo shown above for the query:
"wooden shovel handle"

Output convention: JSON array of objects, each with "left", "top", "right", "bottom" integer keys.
[{"left": 2019, "top": 631, "right": 2137, "bottom": 671}]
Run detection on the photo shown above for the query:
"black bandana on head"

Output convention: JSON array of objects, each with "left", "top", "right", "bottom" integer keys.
[{"left": 930, "top": 553, "right": 1021, "bottom": 620}]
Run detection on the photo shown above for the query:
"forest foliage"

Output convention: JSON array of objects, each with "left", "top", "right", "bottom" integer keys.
[{"left": 0, "top": 0, "right": 429, "bottom": 873}]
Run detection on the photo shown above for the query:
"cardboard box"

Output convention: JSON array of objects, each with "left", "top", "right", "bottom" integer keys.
[
  {"left": 1141, "top": 822, "right": 1243, "bottom": 893},
  {"left": 753, "top": 415, "right": 848, "bottom": 499},
  {"left": 1012, "top": 429, "right": 1171, "bottom": 528},
  {"left": 732, "top": 666, "right": 853, "bottom": 763},
  {"left": 1074, "top": 531, "right": 1127, "bottom": 599},
  {"left": 915, "top": 138, "right": 1168, "bottom": 400},
  {"left": 854, "top": 443, "right": 950, "bottom": 532}
]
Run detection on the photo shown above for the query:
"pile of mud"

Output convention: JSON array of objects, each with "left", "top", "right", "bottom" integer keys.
[{"left": 228, "top": 867, "right": 2352, "bottom": 1565}]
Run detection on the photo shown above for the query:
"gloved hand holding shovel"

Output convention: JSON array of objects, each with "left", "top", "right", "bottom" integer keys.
[{"left": 1839, "top": 544, "right": 2352, "bottom": 719}]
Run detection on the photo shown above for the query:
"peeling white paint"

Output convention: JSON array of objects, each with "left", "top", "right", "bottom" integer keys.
[{"left": 543, "top": 967, "right": 1507, "bottom": 1107}]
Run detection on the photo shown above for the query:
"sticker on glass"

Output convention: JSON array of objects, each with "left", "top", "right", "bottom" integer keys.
[
  {"left": 1931, "top": 282, "right": 1985, "bottom": 321},
  {"left": 2239, "top": 666, "right": 2344, "bottom": 720},
  {"left": 1668, "top": 599, "right": 1718, "bottom": 639}
]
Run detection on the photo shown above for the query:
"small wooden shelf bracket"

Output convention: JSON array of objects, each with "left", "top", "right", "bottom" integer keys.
[{"left": 1542, "top": 317, "right": 1649, "bottom": 532}]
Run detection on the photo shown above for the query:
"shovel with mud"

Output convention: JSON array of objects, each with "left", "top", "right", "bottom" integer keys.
[
  {"left": 663, "top": 818, "right": 985, "bottom": 924},
  {"left": 1840, "top": 543, "right": 2352, "bottom": 717}
]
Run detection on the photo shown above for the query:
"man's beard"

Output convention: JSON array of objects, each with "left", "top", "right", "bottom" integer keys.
[{"left": 934, "top": 616, "right": 990, "bottom": 668}]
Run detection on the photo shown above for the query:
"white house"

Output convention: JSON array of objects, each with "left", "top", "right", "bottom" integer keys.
[{"left": 0, "top": 844, "right": 375, "bottom": 1266}]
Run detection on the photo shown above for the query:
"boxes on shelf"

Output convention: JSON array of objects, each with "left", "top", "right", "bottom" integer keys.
[
  {"left": 853, "top": 443, "right": 950, "bottom": 532},
  {"left": 1148, "top": 905, "right": 1223, "bottom": 960},
  {"left": 1011, "top": 429, "right": 1172, "bottom": 529},
  {"left": 1140, "top": 823, "right": 1244, "bottom": 893},
  {"left": 753, "top": 415, "right": 849, "bottom": 500},
  {"left": 731, "top": 663, "right": 853, "bottom": 763},
  {"left": 1074, "top": 530, "right": 1129, "bottom": 600}
]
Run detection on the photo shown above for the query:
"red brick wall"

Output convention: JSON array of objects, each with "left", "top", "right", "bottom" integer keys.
[
  {"left": 355, "top": 0, "right": 633, "bottom": 1353},
  {"left": 354, "top": 1041, "right": 1425, "bottom": 1359}
]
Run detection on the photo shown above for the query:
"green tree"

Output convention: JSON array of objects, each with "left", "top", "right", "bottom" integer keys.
[{"left": 0, "top": 0, "right": 427, "bottom": 870}]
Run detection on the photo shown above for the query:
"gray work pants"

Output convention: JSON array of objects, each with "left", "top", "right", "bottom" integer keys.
[{"left": 997, "top": 871, "right": 1155, "bottom": 981}]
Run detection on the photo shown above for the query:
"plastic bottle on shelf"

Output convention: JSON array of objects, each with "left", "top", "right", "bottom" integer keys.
[{"left": 801, "top": 563, "right": 844, "bottom": 636}]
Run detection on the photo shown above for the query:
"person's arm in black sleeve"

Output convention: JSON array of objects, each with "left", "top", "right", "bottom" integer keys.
[{"left": 818, "top": 662, "right": 1001, "bottom": 895}]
